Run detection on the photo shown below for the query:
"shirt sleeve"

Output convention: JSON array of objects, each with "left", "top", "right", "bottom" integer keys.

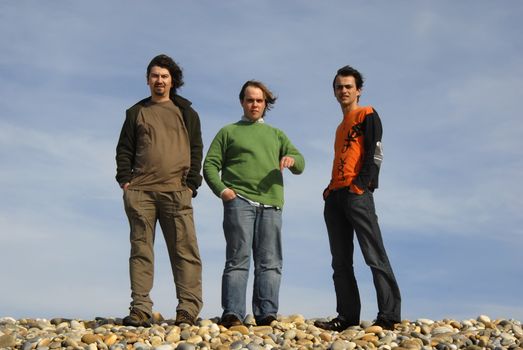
[
  {"left": 352, "top": 109, "right": 382, "bottom": 191},
  {"left": 278, "top": 130, "right": 305, "bottom": 175},
  {"left": 203, "top": 128, "right": 229, "bottom": 197}
]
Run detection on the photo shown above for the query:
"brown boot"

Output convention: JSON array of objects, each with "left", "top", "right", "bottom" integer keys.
[
  {"left": 123, "top": 308, "right": 152, "bottom": 327},
  {"left": 175, "top": 310, "right": 195, "bottom": 326}
]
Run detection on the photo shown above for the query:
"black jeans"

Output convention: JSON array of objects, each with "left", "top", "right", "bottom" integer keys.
[{"left": 324, "top": 188, "right": 401, "bottom": 324}]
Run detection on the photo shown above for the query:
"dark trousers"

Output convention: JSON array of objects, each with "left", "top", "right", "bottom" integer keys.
[{"left": 324, "top": 188, "right": 401, "bottom": 324}]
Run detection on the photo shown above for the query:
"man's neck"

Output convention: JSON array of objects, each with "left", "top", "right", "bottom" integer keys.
[
  {"left": 151, "top": 94, "right": 171, "bottom": 103},
  {"left": 342, "top": 102, "right": 359, "bottom": 115}
]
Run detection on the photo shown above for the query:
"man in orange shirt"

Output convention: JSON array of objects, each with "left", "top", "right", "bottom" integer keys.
[{"left": 315, "top": 65, "right": 401, "bottom": 332}]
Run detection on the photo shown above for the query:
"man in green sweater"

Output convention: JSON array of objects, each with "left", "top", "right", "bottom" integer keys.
[{"left": 204, "top": 80, "right": 305, "bottom": 327}]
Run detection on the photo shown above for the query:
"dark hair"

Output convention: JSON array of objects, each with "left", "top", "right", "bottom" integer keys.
[
  {"left": 146, "top": 54, "right": 184, "bottom": 93},
  {"left": 332, "top": 65, "right": 364, "bottom": 91},
  {"left": 239, "top": 80, "right": 277, "bottom": 115}
]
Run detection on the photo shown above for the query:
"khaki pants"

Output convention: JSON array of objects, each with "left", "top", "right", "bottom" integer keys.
[{"left": 123, "top": 188, "right": 203, "bottom": 318}]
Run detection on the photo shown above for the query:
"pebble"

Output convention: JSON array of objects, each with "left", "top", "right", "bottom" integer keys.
[
  {"left": 0, "top": 334, "right": 16, "bottom": 348},
  {"left": 0, "top": 315, "right": 521, "bottom": 350}
]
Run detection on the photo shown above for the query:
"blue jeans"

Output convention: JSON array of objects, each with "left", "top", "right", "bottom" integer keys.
[
  {"left": 324, "top": 188, "right": 401, "bottom": 324},
  {"left": 221, "top": 196, "right": 282, "bottom": 321}
]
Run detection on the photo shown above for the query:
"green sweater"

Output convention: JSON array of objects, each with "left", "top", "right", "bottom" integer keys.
[{"left": 203, "top": 120, "right": 305, "bottom": 208}]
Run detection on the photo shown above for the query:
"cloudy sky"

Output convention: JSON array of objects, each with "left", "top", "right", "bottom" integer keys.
[{"left": 1, "top": 1, "right": 522, "bottom": 322}]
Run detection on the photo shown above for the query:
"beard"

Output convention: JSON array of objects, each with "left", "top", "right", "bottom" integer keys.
[{"left": 152, "top": 85, "right": 168, "bottom": 96}]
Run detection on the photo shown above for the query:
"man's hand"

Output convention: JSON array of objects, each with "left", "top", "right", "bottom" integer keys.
[
  {"left": 280, "top": 156, "right": 295, "bottom": 171},
  {"left": 221, "top": 188, "right": 237, "bottom": 202}
]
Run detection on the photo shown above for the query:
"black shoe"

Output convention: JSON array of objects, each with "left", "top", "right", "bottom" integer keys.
[
  {"left": 372, "top": 318, "right": 397, "bottom": 330},
  {"left": 314, "top": 317, "right": 357, "bottom": 332},
  {"left": 219, "top": 314, "right": 243, "bottom": 328},
  {"left": 123, "top": 308, "right": 152, "bottom": 327},
  {"left": 175, "top": 310, "right": 195, "bottom": 326},
  {"left": 256, "top": 315, "right": 277, "bottom": 326}
]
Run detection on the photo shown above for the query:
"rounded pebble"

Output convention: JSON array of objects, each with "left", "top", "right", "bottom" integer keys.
[{"left": 0, "top": 315, "right": 520, "bottom": 350}]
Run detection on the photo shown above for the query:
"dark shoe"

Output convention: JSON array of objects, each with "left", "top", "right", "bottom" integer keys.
[
  {"left": 314, "top": 317, "right": 357, "bottom": 332},
  {"left": 372, "top": 318, "right": 397, "bottom": 331},
  {"left": 219, "top": 314, "right": 243, "bottom": 328},
  {"left": 256, "top": 315, "right": 277, "bottom": 326},
  {"left": 123, "top": 308, "right": 152, "bottom": 327},
  {"left": 175, "top": 310, "right": 195, "bottom": 326}
]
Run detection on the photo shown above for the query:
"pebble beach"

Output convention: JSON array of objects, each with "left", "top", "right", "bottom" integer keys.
[{"left": 1, "top": 314, "right": 521, "bottom": 350}]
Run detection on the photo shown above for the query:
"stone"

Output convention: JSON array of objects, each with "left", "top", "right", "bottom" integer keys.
[
  {"left": 246, "top": 342, "right": 263, "bottom": 350},
  {"left": 417, "top": 319, "right": 434, "bottom": 326},
  {"left": 70, "top": 320, "right": 85, "bottom": 330},
  {"left": 297, "top": 338, "right": 314, "bottom": 346},
  {"left": 0, "top": 334, "right": 16, "bottom": 348},
  {"left": 152, "top": 312, "right": 164, "bottom": 323},
  {"left": 230, "top": 340, "right": 245, "bottom": 350},
  {"left": 284, "top": 329, "right": 297, "bottom": 339},
  {"left": 104, "top": 333, "right": 118, "bottom": 346},
  {"left": 320, "top": 332, "right": 332, "bottom": 342},
  {"left": 244, "top": 315, "right": 256, "bottom": 326},
  {"left": 229, "top": 325, "right": 249, "bottom": 335},
  {"left": 478, "top": 315, "right": 491, "bottom": 324},
  {"left": 252, "top": 326, "right": 273, "bottom": 336},
  {"left": 186, "top": 335, "right": 203, "bottom": 344},
  {"left": 346, "top": 342, "right": 357, "bottom": 350},
  {"left": 432, "top": 326, "right": 454, "bottom": 335},
  {"left": 198, "top": 319, "right": 213, "bottom": 327},
  {"left": 180, "top": 329, "right": 192, "bottom": 340},
  {"left": 155, "top": 345, "right": 175, "bottom": 350},
  {"left": 166, "top": 328, "right": 181, "bottom": 343},
  {"left": 82, "top": 333, "right": 102, "bottom": 344},
  {"left": 1, "top": 315, "right": 522, "bottom": 350},
  {"left": 134, "top": 342, "right": 151, "bottom": 350},
  {"left": 331, "top": 339, "right": 347, "bottom": 350},
  {"left": 500, "top": 332, "right": 517, "bottom": 346},
  {"left": 150, "top": 335, "right": 163, "bottom": 347},
  {"left": 400, "top": 339, "right": 422, "bottom": 350},
  {"left": 176, "top": 343, "right": 196, "bottom": 350}
]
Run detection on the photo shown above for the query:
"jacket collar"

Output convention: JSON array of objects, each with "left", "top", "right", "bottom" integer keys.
[{"left": 136, "top": 93, "right": 192, "bottom": 109}]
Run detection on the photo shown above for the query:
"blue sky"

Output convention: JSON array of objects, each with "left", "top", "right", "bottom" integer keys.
[{"left": 1, "top": 1, "right": 522, "bottom": 322}]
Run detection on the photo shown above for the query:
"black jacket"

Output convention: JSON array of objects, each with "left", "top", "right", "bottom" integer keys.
[{"left": 115, "top": 94, "right": 203, "bottom": 196}]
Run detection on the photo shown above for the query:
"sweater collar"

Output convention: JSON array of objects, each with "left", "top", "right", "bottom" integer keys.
[{"left": 241, "top": 116, "right": 265, "bottom": 123}]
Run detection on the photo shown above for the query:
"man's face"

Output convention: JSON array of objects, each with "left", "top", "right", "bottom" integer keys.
[
  {"left": 334, "top": 75, "right": 361, "bottom": 109},
  {"left": 147, "top": 66, "right": 173, "bottom": 99},
  {"left": 241, "top": 86, "right": 266, "bottom": 121}
]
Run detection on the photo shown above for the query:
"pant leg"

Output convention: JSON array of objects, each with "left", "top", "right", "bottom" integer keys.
[
  {"left": 323, "top": 190, "right": 361, "bottom": 324},
  {"left": 157, "top": 189, "right": 203, "bottom": 318},
  {"left": 347, "top": 190, "right": 401, "bottom": 322},
  {"left": 124, "top": 189, "right": 157, "bottom": 315},
  {"left": 252, "top": 207, "right": 282, "bottom": 320},
  {"left": 221, "top": 197, "right": 256, "bottom": 319}
]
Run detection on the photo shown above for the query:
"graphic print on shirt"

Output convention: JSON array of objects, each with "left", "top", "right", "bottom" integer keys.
[{"left": 337, "top": 122, "right": 363, "bottom": 181}]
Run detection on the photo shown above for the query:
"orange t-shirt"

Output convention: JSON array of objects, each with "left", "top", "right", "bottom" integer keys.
[{"left": 328, "top": 106, "right": 375, "bottom": 195}]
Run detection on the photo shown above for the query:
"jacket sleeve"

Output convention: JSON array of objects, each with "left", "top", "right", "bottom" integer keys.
[
  {"left": 115, "top": 110, "right": 136, "bottom": 186},
  {"left": 352, "top": 109, "right": 383, "bottom": 192},
  {"left": 183, "top": 106, "right": 204, "bottom": 197},
  {"left": 203, "top": 129, "right": 228, "bottom": 198}
]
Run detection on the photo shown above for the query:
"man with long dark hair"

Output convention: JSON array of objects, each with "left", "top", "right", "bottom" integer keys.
[{"left": 116, "top": 54, "right": 203, "bottom": 327}]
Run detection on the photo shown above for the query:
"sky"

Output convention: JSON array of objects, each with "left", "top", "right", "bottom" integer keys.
[{"left": 1, "top": 1, "right": 522, "bottom": 323}]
